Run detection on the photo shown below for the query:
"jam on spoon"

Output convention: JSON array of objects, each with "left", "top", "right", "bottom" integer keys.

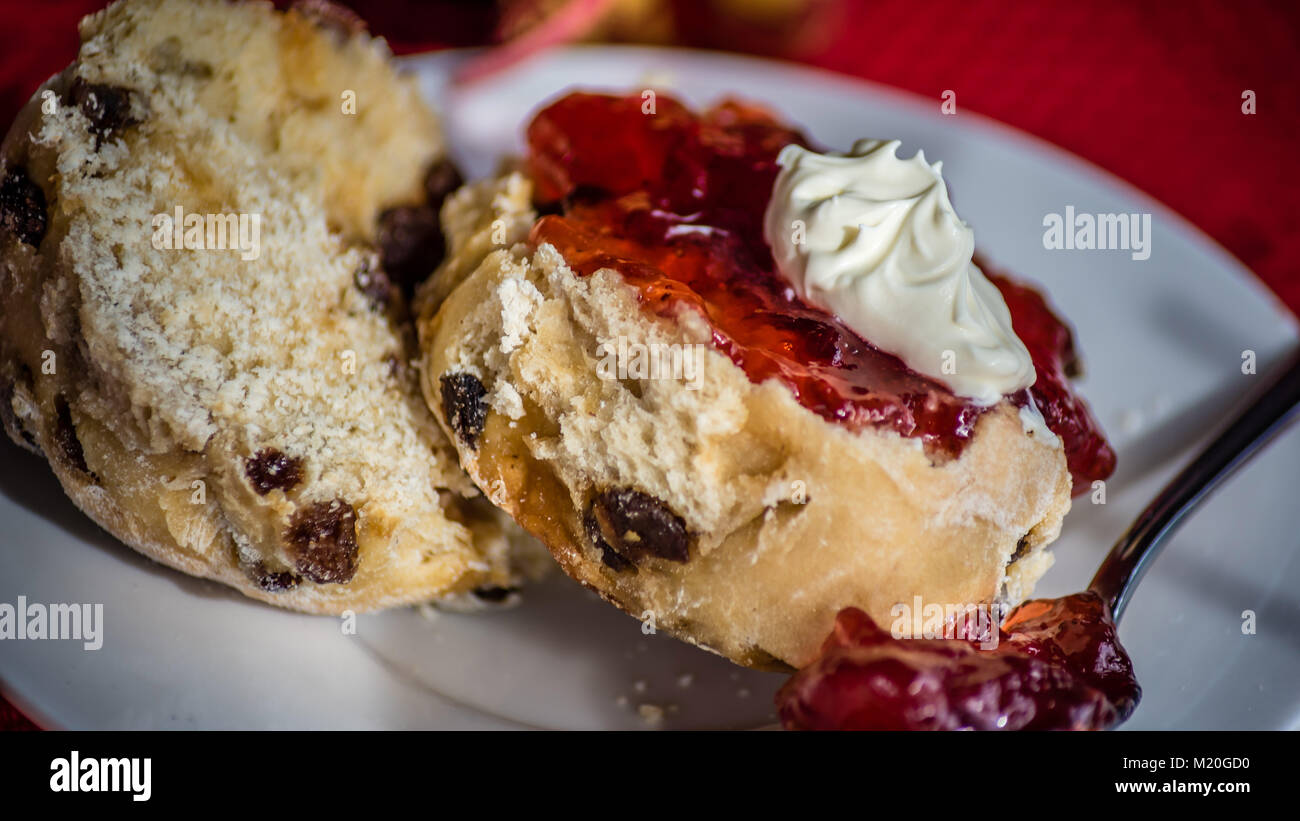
[
  {"left": 776, "top": 593, "right": 1137, "bottom": 731},
  {"left": 526, "top": 91, "right": 1114, "bottom": 491},
  {"left": 779, "top": 350, "right": 1300, "bottom": 731}
]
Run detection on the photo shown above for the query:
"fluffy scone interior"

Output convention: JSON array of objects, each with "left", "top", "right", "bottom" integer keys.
[
  {"left": 0, "top": 0, "right": 540, "bottom": 612},
  {"left": 418, "top": 172, "right": 1073, "bottom": 669}
]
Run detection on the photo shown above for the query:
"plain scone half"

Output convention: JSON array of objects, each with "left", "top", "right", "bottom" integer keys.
[
  {"left": 0, "top": 0, "right": 539, "bottom": 613},
  {"left": 418, "top": 171, "right": 1074, "bottom": 669}
]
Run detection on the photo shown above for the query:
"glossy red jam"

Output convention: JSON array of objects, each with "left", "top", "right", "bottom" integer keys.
[
  {"left": 526, "top": 92, "right": 1114, "bottom": 489},
  {"left": 776, "top": 593, "right": 1140, "bottom": 731},
  {"left": 993, "top": 275, "right": 1117, "bottom": 489}
]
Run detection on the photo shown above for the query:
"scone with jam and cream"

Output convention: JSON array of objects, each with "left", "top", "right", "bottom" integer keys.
[{"left": 419, "top": 92, "right": 1115, "bottom": 668}]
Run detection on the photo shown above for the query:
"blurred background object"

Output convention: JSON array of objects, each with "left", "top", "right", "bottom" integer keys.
[
  {"left": 449, "top": 0, "right": 842, "bottom": 81},
  {"left": 521, "top": 0, "right": 845, "bottom": 56}
]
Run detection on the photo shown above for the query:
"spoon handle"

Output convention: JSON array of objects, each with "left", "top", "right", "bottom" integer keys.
[{"left": 1089, "top": 347, "right": 1300, "bottom": 622}]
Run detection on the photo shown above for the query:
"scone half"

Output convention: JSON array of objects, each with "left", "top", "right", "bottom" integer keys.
[
  {"left": 0, "top": 0, "right": 526, "bottom": 613},
  {"left": 420, "top": 169, "right": 1076, "bottom": 669}
]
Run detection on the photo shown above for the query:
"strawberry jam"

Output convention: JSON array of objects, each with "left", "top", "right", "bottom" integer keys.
[
  {"left": 526, "top": 92, "right": 1114, "bottom": 489},
  {"left": 776, "top": 593, "right": 1140, "bottom": 731}
]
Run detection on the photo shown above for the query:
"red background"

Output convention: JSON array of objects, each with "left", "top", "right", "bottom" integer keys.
[{"left": 0, "top": 0, "right": 1297, "bottom": 729}]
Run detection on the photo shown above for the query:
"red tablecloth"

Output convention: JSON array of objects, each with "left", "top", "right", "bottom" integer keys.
[{"left": 1, "top": 0, "right": 1296, "bottom": 730}]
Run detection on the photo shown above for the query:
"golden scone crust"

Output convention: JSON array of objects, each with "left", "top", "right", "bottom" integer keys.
[
  {"left": 419, "top": 172, "right": 1073, "bottom": 669},
  {"left": 0, "top": 0, "right": 529, "bottom": 612}
]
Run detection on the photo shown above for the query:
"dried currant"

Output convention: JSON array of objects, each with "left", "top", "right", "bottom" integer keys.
[
  {"left": 353, "top": 256, "right": 394, "bottom": 310},
  {"left": 0, "top": 167, "right": 47, "bottom": 247},
  {"left": 1011, "top": 535, "right": 1031, "bottom": 562},
  {"left": 588, "top": 487, "right": 690, "bottom": 565},
  {"left": 67, "top": 79, "right": 140, "bottom": 141},
  {"left": 248, "top": 562, "right": 302, "bottom": 593},
  {"left": 584, "top": 510, "right": 635, "bottom": 573},
  {"left": 53, "top": 395, "right": 90, "bottom": 475},
  {"left": 285, "top": 499, "right": 358, "bottom": 584},
  {"left": 423, "top": 158, "right": 464, "bottom": 212},
  {"left": 245, "top": 448, "right": 304, "bottom": 495},
  {"left": 439, "top": 372, "right": 487, "bottom": 449},
  {"left": 377, "top": 204, "right": 443, "bottom": 298}
]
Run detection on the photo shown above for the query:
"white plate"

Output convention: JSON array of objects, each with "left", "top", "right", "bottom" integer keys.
[{"left": 2, "top": 46, "right": 1297, "bottom": 730}]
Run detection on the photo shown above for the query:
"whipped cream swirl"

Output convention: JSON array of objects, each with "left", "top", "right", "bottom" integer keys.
[{"left": 763, "top": 139, "right": 1035, "bottom": 404}]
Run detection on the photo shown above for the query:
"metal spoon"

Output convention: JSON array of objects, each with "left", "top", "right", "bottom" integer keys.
[{"left": 1089, "top": 348, "right": 1300, "bottom": 622}]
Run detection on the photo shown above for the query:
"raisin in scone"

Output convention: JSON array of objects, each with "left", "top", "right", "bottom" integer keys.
[
  {"left": 418, "top": 93, "right": 1115, "bottom": 669},
  {"left": 0, "top": 0, "right": 531, "bottom": 613}
]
